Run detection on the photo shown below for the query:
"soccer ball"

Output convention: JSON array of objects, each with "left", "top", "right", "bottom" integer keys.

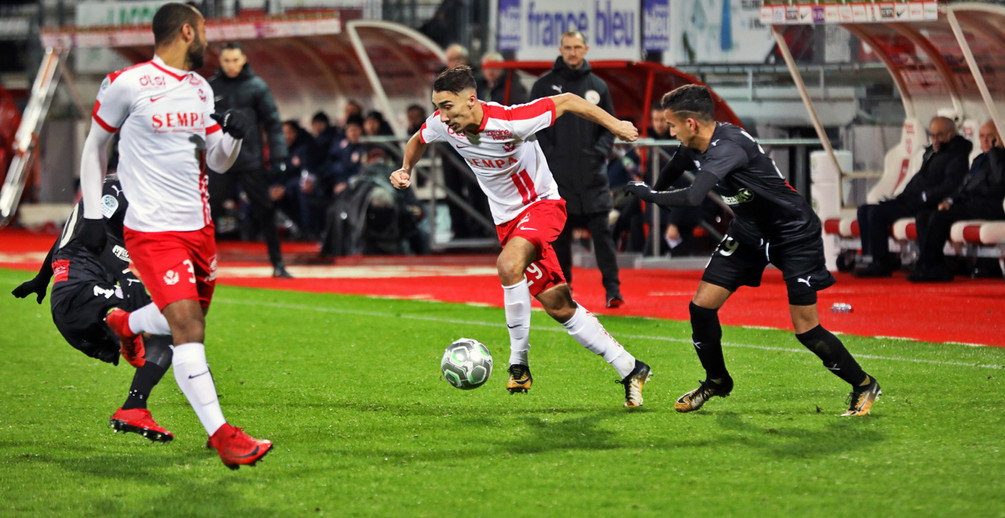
[{"left": 441, "top": 338, "right": 493, "bottom": 390}]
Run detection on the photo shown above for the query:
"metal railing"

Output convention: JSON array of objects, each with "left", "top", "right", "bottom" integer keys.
[{"left": 361, "top": 134, "right": 823, "bottom": 256}]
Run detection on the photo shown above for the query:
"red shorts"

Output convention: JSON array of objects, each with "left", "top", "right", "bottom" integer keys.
[
  {"left": 496, "top": 199, "right": 567, "bottom": 296},
  {"left": 124, "top": 225, "right": 217, "bottom": 310}
]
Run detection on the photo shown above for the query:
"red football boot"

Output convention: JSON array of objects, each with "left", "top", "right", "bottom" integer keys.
[
  {"left": 106, "top": 308, "right": 146, "bottom": 367},
  {"left": 110, "top": 407, "right": 174, "bottom": 442},
  {"left": 206, "top": 423, "right": 274, "bottom": 470}
]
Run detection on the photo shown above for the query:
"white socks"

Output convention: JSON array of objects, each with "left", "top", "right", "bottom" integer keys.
[
  {"left": 562, "top": 304, "right": 636, "bottom": 378},
  {"left": 171, "top": 342, "right": 226, "bottom": 436},
  {"left": 128, "top": 303, "right": 172, "bottom": 335},
  {"left": 503, "top": 278, "right": 531, "bottom": 366}
]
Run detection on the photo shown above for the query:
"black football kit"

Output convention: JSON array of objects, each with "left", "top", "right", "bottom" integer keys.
[
  {"left": 36, "top": 179, "right": 152, "bottom": 363},
  {"left": 649, "top": 122, "right": 834, "bottom": 304}
]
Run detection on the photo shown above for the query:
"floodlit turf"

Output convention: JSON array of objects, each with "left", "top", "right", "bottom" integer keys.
[{"left": 1, "top": 268, "right": 1003, "bottom": 517}]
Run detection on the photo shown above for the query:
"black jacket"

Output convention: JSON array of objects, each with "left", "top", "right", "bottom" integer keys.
[
  {"left": 896, "top": 134, "right": 972, "bottom": 211},
  {"left": 209, "top": 63, "right": 287, "bottom": 174},
  {"left": 954, "top": 147, "right": 1005, "bottom": 207},
  {"left": 530, "top": 57, "right": 615, "bottom": 215},
  {"left": 477, "top": 70, "right": 528, "bottom": 105}
]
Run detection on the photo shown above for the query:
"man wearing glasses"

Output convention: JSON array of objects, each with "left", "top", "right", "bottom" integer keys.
[{"left": 854, "top": 116, "right": 972, "bottom": 277}]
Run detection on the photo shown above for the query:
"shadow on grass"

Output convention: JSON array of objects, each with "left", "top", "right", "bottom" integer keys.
[
  {"left": 708, "top": 410, "right": 885, "bottom": 459},
  {"left": 3, "top": 439, "right": 278, "bottom": 515}
]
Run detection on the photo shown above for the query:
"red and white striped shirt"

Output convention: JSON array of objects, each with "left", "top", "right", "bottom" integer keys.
[
  {"left": 420, "top": 98, "right": 560, "bottom": 224},
  {"left": 92, "top": 55, "right": 220, "bottom": 232}
]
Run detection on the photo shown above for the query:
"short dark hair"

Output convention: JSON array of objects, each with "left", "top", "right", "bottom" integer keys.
[
  {"left": 659, "top": 84, "right": 715, "bottom": 122},
  {"left": 433, "top": 66, "right": 477, "bottom": 94},
  {"left": 152, "top": 3, "right": 202, "bottom": 47},
  {"left": 345, "top": 114, "right": 364, "bottom": 128},
  {"left": 312, "top": 111, "right": 330, "bottom": 125},
  {"left": 283, "top": 119, "right": 302, "bottom": 132},
  {"left": 221, "top": 41, "right": 243, "bottom": 53},
  {"left": 407, "top": 104, "right": 425, "bottom": 114}
]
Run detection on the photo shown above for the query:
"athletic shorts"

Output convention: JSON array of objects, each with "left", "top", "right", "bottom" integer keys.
[
  {"left": 496, "top": 199, "right": 567, "bottom": 297},
  {"left": 49, "top": 257, "right": 151, "bottom": 364},
  {"left": 702, "top": 232, "right": 835, "bottom": 305},
  {"left": 124, "top": 225, "right": 217, "bottom": 310}
]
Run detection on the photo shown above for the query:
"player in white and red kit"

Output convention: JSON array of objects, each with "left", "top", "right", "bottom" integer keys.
[
  {"left": 76, "top": 3, "right": 273, "bottom": 469},
  {"left": 391, "top": 66, "right": 652, "bottom": 407}
]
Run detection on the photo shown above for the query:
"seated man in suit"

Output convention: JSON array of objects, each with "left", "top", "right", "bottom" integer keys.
[
  {"left": 909, "top": 120, "right": 1005, "bottom": 282},
  {"left": 854, "top": 116, "right": 972, "bottom": 277}
]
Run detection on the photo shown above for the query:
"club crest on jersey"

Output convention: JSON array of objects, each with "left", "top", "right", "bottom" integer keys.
[
  {"left": 164, "top": 269, "right": 180, "bottom": 286},
  {"left": 503, "top": 141, "right": 516, "bottom": 152},
  {"left": 585, "top": 90, "right": 601, "bottom": 105},
  {"left": 720, "top": 188, "right": 755, "bottom": 206},
  {"left": 198, "top": 88, "right": 206, "bottom": 102},
  {"left": 100, "top": 194, "right": 119, "bottom": 218}
]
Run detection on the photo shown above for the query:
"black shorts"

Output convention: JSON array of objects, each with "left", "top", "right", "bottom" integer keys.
[
  {"left": 701, "top": 233, "right": 835, "bottom": 305},
  {"left": 50, "top": 263, "right": 151, "bottom": 364}
]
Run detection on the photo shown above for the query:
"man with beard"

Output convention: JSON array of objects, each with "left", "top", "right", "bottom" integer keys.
[{"left": 76, "top": 2, "right": 273, "bottom": 469}]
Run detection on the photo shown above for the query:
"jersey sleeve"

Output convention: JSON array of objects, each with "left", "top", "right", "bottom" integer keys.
[
  {"left": 418, "top": 113, "right": 444, "bottom": 144},
  {"left": 204, "top": 81, "right": 221, "bottom": 135},
  {"left": 92, "top": 73, "right": 133, "bottom": 132},
  {"left": 498, "top": 98, "right": 556, "bottom": 140},
  {"left": 701, "top": 140, "right": 749, "bottom": 181}
]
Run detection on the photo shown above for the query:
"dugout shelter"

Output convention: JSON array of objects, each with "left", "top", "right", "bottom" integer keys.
[
  {"left": 0, "top": 13, "right": 446, "bottom": 226},
  {"left": 767, "top": 0, "right": 1005, "bottom": 273}
]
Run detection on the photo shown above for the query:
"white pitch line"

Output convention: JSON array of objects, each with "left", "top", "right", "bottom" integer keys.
[{"left": 216, "top": 297, "right": 1005, "bottom": 370}]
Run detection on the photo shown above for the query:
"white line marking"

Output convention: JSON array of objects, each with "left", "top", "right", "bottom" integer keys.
[{"left": 216, "top": 297, "right": 1004, "bottom": 370}]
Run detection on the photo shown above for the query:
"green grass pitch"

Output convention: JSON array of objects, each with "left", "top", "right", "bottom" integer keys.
[{"left": 1, "top": 268, "right": 1003, "bottom": 517}]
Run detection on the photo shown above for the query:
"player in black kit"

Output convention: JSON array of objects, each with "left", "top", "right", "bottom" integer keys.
[
  {"left": 12, "top": 174, "right": 177, "bottom": 440},
  {"left": 625, "top": 84, "right": 880, "bottom": 416}
]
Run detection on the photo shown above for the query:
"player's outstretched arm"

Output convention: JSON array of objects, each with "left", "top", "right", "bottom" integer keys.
[
  {"left": 206, "top": 127, "right": 242, "bottom": 173},
  {"left": 79, "top": 120, "right": 115, "bottom": 221},
  {"left": 624, "top": 170, "right": 718, "bottom": 208},
  {"left": 390, "top": 132, "right": 428, "bottom": 190},
  {"left": 550, "top": 93, "right": 638, "bottom": 142},
  {"left": 11, "top": 241, "right": 56, "bottom": 304}
]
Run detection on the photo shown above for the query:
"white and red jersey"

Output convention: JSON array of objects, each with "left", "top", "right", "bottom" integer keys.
[
  {"left": 419, "top": 98, "right": 561, "bottom": 224},
  {"left": 92, "top": 55, "right": 221, "bottom": 232}
]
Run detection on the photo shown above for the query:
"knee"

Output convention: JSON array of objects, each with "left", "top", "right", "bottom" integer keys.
[
  {"left": 168, "top": 315, "right": 205, "bottom": 344},
  {"left": 689, "top": 301, "right": 718, "bottom": 323},
  {"left": 496, "top": 254, "right": 526, "bottom": 285}
]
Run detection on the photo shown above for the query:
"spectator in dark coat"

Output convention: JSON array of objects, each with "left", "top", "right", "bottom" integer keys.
[
  {"left": 854, "top": 116, "right": 972, "bottom": 277},
  {"left": 324, "top": 115, "right": 367, "bottom": 197},
  {"left": 910, "top": 120, "right": 1005, "bottom": 282},
  {"left": 208, "top": 42, "right": 292, "bottom": 278},
  {"left": 274, "top": 120, "right": 324, "bottom": 239},
  {"left": 529, "top": 29, "right": 623, "bottom": 307},
  {"left": 477, "top": 52, "right": 528, "bottom": 105}
]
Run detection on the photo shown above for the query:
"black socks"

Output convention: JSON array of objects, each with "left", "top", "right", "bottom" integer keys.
[
  {"left": 689, "top": 302, "right": 730, "bottom": 381},
  {"left": 796, "top": 325, "right": 868, "bottom": 386}
]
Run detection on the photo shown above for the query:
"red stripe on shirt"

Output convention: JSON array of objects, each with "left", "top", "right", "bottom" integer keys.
[
  {"left": 106, "top": 61, "right": 149, "bottom": 85},
  {"left": 418, "top": 121, "right": 429, "bottom": 144},
  {"left": 91, "top": 101, "right": 119, "bottom": 133},
  {"left": 481, "top": 98, "right": 556, "bottom": 127},
  {"left": 149, "top": 60, "right": 188, "bottom": 81},
  {"left": 206, "top": 123, "right": 221, "bottom": 135}
]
